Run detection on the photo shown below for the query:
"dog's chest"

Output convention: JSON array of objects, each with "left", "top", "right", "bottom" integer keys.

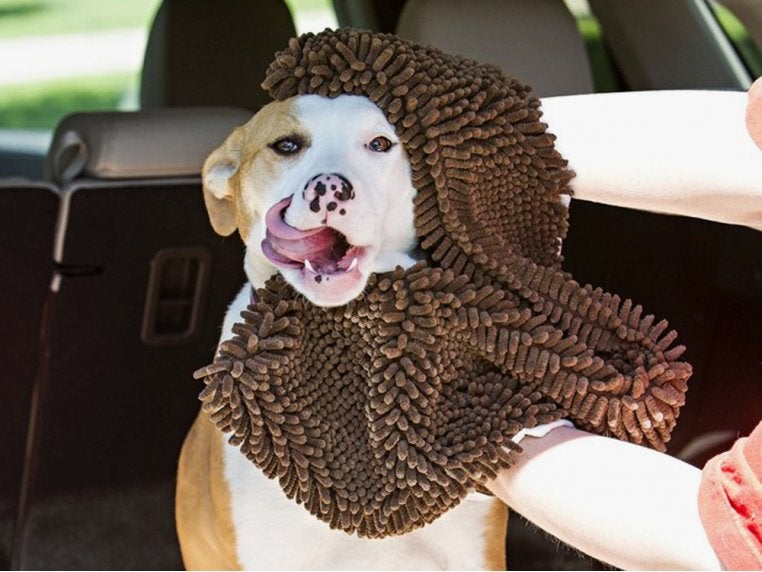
[
  {"left": 223, "top": 441, "right": 496, "bottom": 570},
  {"left": 217, "top": 286, "right": 498, "bottom": 570}
]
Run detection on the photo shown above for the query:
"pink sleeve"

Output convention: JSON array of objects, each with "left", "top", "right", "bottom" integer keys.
[{"left": 698, "top": 420, "right": 762, "bottom": 570}]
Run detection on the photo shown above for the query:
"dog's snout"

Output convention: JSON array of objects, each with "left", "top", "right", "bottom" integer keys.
[{"left": 303, "top": 173, "right": 355, "bottom": 213}]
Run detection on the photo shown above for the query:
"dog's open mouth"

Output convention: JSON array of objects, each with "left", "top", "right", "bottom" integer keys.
[{"left": 261, "top": 197, "right": 365, "bottom": 283}]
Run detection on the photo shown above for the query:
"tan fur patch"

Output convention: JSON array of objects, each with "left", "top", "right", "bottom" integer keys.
[
  {"left": 484, "top": 499, "right": 508, "bottom": 570},
  {"left": 176, "top": 412, "right": 242, "bottom": 570},
  {"left": 204, "top": 98, "right": 306, "bottom": 242}
]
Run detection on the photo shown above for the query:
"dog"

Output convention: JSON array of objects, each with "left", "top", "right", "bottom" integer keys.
[{"left": 175, "top": 94, "right": 510, "bottom": 570}]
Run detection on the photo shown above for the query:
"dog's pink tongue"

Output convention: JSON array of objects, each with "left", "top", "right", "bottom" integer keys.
[
  {"left": 262, "top": 197, "right": 334, "bottom": 265},
  {"left": 265, "top": 197, "right": 324, "bottom": 240}
]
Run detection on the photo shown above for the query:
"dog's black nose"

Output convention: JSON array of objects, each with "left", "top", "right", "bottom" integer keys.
[{"left": 303, "top": 173, "right": 355, "bottom": 213}]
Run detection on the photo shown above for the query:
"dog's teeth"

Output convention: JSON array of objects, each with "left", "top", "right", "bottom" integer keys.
[
  {"left": 304, "top": 259, "right": 316, "bottom": 273},
  {"left": 348, "top": 257, "right": 358, "bottom": 271}
]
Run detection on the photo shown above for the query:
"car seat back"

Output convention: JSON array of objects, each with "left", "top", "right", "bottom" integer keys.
[
  {"left": 0, "top": 180, "right": 58, "bottom": 569},
  {"left": 13, "top": 108, "right": 250, "bottom": 569},
  {"left": 395, "top": 0, "right": 594, "bottom": 96},
  {"left": 140, "top": 0, "right": 297, "bottom": 110}
]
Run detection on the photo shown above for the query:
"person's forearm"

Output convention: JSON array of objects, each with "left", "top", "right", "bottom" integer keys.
[
  {"left": 541, "top": 90, "right": 762, "bottom": 231},
  {"left": 486, "top": 427, "right": 723, "bottom": 570}
]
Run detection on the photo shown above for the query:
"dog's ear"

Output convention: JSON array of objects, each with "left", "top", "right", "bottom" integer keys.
[{"left": 202, "top": 127, "right": 245, "bottom": 236}]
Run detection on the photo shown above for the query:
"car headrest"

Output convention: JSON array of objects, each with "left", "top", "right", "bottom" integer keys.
[
  {"left": 47, "top": 107, "right": 252, "bottom": 184},
  {"left": 395, "top": 0, "right": 594, "bottom": 97},
  {"left": 140, "top": 0, "right": 296, "bottom": 110}
]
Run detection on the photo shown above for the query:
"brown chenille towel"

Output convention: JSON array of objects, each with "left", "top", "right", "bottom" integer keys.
[{"left": 195, "top": 29, "right": 691, "bottom": 538}]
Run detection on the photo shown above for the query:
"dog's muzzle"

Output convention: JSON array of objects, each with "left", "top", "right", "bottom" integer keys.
[{"left": 260, "top": 195, "right": 362, "bottom": 277}]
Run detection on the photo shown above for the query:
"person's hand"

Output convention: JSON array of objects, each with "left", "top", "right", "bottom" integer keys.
[{"left": 748, "top": 77, "right": 762, "bottom": 151}]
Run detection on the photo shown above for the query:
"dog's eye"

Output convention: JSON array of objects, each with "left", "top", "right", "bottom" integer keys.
[
  {"left": 367, "top": 136, "right": 394, "bottom": 153},
  {"left": 270, "top": 137, "right": 303, "bottom": 155}
]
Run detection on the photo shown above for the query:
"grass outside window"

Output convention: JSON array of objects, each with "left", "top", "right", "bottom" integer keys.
[
  {"left": 0, "top": 0, "right": 159, "bottom": 39},
  {"left": 0, "top": 73, "right": 134, "bottom": 129}
]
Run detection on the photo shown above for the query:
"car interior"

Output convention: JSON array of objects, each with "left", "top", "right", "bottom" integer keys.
[{"left": 1, "top": 0, "right": 760, "bottom": 569}]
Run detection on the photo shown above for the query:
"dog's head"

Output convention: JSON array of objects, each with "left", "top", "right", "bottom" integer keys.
[{"left": 203, "top": 94, "right": 418, "bottom": 306}]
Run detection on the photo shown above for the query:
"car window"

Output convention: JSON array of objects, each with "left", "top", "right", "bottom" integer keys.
[
  {"left": 288, "top": 0, "right": 337, "bottom": 35},
  {"left": 0, "top": 0, "right": 160, "bottom": 174},
  {"left": 0, "top": 0, "right": 336, "bottom": 177},
  {"left": 711, "top": 0, "right": 762, "bottom": 78}
]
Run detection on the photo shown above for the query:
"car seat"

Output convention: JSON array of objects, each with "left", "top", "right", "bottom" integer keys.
[
  {"left": 11, "top": 107, "right": 251, "bottom": 569},
  {"left": 0, "top": 180, "right": 58, "bottom": 568},
  {"left": 140, "top": 0, "right": 297, "bottom": 110},
  {"left": 394, "top": 0, "right": 594, "bottom": 97}
]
